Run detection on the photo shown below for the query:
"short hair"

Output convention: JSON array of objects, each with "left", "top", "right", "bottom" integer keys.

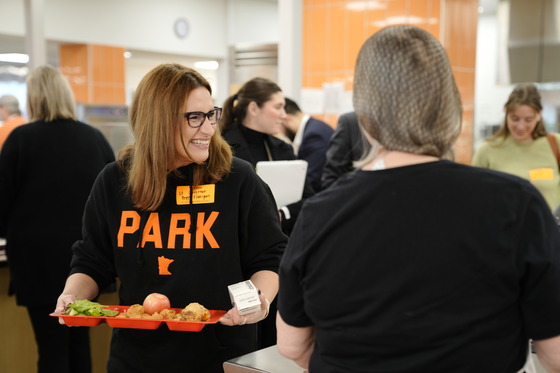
[
  {"left": 119, "top": 63, "right": 233, "bottom": 211},
  {"left": 283, "top": 97, "right": 301, "bottom": 115},
  {"left": 221, "top": 77, "right": 282, "bottom": 132},
  {"left": 353, "top": 25, "right": 462, "bottom": 160},
  {"left": 0, "top": 95, "right": 22, "bottom": 116},
  {"left": 492, "top": 83, "right": 546, "bottom": 140},
  {"left": 26, "top": 65, "right": 76, "bottom": 122}
]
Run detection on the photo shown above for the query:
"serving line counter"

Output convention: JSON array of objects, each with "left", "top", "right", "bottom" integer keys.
[{"left": 223, "top": 345, "right": 305, "bottom": 373}]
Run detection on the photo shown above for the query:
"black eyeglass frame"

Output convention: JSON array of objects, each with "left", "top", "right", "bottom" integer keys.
[{"left": 183, "top": 107, "right": 222, "bottom": 128}]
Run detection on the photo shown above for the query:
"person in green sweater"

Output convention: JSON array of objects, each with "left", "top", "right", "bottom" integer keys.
[{"left": 472, "top": 83, "right": 560, "bottom": 211}]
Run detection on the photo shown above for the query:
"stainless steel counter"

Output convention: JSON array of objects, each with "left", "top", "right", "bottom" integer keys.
[{"left": 223, "top": 345, "right": 305, "bottom": 373}]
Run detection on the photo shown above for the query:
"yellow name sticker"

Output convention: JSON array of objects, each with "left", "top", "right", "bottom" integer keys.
[
  {"left": 529, "top": 168, "right": 554, "bottom": 181},
  {"left": 176, "top": 185, "right": 215, "bottom": 205}
]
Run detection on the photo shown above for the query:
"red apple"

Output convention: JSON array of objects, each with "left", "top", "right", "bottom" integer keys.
[{"left": 143, "top": 293, "right": 171, "bottom": 315}]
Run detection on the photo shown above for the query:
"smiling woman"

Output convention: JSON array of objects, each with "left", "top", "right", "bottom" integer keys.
[
  {"left": 174, "top": 87, "right": 217, "bottom": 168},
  {"left": 472, "top": 82, "right": 560, "bottom": 211},
  {"left": 53, "top": 63, "right": 286, "bottom": 373}
]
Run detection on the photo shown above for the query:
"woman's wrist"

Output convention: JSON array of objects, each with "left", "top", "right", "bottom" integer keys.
[{"left": 262, "top": 297, "right": 270, "bottom": 320}]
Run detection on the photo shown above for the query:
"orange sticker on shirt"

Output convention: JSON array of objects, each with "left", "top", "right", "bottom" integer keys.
[
  {"left": 529, "top": 168, "right": 554, "bottom": 181},
  {"left": 176, "top": 185, "right": 215, "bottom": 205}
]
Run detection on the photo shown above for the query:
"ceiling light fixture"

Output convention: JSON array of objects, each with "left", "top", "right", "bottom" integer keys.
[
  {"left": 346, "top": 1, "right": 387, "bottom": 11},
  {"left": 194, "top": 61, "right": 219, "bottom": 70},
  {"left": 0, "top": 53, "right": 29, "bottom": 64}
]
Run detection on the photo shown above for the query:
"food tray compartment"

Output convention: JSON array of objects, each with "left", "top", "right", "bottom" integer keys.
[
  {"left": 165, "top": 310, "right": 227, "bottom": 332},
  {"left": 49, "top": 305, "right": 120, "bottom": 327},
  {"left": 51, "top": 314, "right": 105, "bottom": 327}
]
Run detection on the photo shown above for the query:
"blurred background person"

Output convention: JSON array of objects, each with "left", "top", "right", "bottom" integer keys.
[
  {"left": 472, "top": 83, "right": 560, "bottom": 212},
  {"left": 282, "top": 97, "right": 334, "bottom": 191},
  {"left": 0, "top": 94, "right": 27, "bottom": 149},
  {"left": 221, "top": 77, "right": 315, "bottom": 236},
  {"left": 277, "top": 25, "right": 560, "bottom": 373},
  {"left": 0, "top": 65, "right": 115, "bottom": 373},
  {"left": 320, "top": 111, "right": 368, "bottom": 190},
  {"left": 55, "top": 64, "right": 284, "bottom": 372},
  {"left": 221, "top": 77, "right": 292, "bottom": 167}
]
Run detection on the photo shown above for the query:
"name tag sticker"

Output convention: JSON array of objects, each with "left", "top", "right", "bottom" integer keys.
[
  {"left": 529, "top": 168, "right": 554, "bottom": 181},
  {"left": 176, "top": 185, "right": 215, "bottom": 205}
]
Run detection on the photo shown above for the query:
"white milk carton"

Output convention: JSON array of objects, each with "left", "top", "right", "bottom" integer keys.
[{"left": 227, "top": 280, "right": 261, "bottom": 315}]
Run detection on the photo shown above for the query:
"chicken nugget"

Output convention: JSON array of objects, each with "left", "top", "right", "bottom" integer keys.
[
  {"left": 126, "top": 304, "right": 145, "bottom": 319},
  {"left": 180, "top": 302, "right": 211, "bottom": 322},
  {"left": 159, "top": 308, "right": 177, "bottom": 320},
  {"left": 144, "top": 311, "right": 164, "bottom": 320}
]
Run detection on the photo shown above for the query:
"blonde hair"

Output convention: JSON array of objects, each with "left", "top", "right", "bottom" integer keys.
[
  {"left": 119, "top": 63, "right": 232, "bottom": 211},
  {"left": 26, "top": 65, "right": 76, "bottom": 122},
  {"left": 353, "top": 25, "right": 462, "bottom": 164},
  {"left": 491, "top": 83, "right": 546, "bottom": 141}
]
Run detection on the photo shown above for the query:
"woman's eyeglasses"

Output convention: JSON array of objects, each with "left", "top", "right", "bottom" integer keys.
[{"left": 183, "top": 107, "right": 222, "bottom": 128}]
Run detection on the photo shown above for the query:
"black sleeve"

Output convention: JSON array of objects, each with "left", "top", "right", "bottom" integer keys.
[
  {"left": 321, "top": 112, "right": 363, "bottom": 190},
  {"left": 70, "top": 164, "right": 118, "bottom": 291},
  {"left": 0, "top": 130, "right": 22, "bottom": 236},
  {"left": 519, "top": 189, "right": 560, "bottom": 340},
  {"left": 278, "top": 205, "right": 313, "bottom": 327},
  {"left": 298, "top": 130, "right": 331, "bottom": 191},
  {"left": 282, "top": 177, "right": 315, "bottom": 236},
  {"left": 236, "top": 160, "right": 288, "bottom": 278}
]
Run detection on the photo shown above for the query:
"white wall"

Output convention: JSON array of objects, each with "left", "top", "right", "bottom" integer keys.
[
  {"left": 473, "top": 12, "right": 513, "bottom": 149},
  {"left": 1, "top": 0, "right": 280, "bottom": 57},
  {"left": 226, "top": 0, "right": 279, "bottom": 45},
  {"left": 124, "top": 51, "right": 219, "bottom": 105},
  {"left": 1, "top": 0, "right": 280, "bottom": 107},
  {"left": 3, "top": 0, "right": 230, "bottom": 57}
]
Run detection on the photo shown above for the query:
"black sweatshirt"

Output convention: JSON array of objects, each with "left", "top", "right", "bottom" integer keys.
[{"left": 70, "top": 157, "right": 287, "bottom": 372}]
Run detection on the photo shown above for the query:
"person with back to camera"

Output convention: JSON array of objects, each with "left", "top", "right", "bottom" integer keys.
[
  {"left": 282, "top": 97, "right": 334, "bottom": 191},
  {"left": 0, "top": 65, "right": 115, "bottom": 373},
  {"left": 0, "top": 94, "right": 27, "bottom": 149},
  {"left": 320, "top": 111, "right": 368, "bottom": 190},
  {"left": 276, "top": 25, "right": 560, "bottom": 373},
  {"left": 472, "top": 83, "right": 560, "bottom": 212},
  {"left": 54, "top": 63, "right": 286, "bottom": 373}
]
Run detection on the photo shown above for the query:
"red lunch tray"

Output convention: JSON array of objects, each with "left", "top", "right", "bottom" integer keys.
[{"left": 50, "top": 305, "right": 226, "bottom": 332}]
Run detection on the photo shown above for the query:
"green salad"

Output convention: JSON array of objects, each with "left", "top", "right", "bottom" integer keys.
[{"left": 64, "top": 299, "right": 119, "bottom": 317}]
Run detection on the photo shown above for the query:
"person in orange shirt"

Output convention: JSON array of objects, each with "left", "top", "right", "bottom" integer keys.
[{"left": 0, "top": 95, "right": 27, "bottom": 149}]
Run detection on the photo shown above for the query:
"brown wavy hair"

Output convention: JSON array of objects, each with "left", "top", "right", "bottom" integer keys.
[
  {"left": 118, "top": 63, "right": 232, "bottom": 210},
  {"left": 491, "top": 82, "right": 546, "bottom": 141}
]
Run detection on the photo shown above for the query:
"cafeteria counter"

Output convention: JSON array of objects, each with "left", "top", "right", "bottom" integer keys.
[{"left": 223, "top": 345, "right": 305, "bottom": 373}]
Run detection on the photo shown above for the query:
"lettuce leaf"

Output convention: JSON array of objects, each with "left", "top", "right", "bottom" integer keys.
[{"left": 64, "top": 299, "right": 118, "bottom": 317}]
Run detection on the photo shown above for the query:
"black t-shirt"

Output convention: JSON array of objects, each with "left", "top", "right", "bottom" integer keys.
[{"left": 279, "top": 160, "right": 560, "bottom": 373}]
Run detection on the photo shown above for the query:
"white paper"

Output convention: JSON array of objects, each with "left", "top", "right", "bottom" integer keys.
[{"left": 256, "top": 160, "right": 308, "bottom": 208}]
